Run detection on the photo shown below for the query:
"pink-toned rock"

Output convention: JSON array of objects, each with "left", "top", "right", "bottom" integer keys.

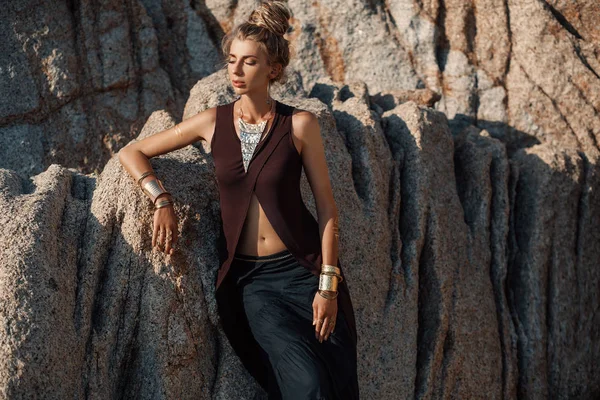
[
  {"left": 1, "top": 1, "right": 599, "bottom": 399},
  {"left": 2, "top": 0, "right": 598, "bottom": 178}
]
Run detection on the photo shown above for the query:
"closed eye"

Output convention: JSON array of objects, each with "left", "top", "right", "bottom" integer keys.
[{"left": 228, "top": 61, "right": 256, "bottom": 65}]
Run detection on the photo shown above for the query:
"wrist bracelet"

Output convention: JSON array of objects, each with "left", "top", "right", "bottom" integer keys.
[
  {"left": 319, "top": 273, "right": 340, "bottom": 292},
  {"left": 321, "top": 264, "right": 343, "bottom": 283},
  {"left": 318, "top": 290, "right": 339, "bottom": 300},
  {"left": 137, "top": 171, "right": 156, "bottom": 186},
  {"left": 142, "top": 178, "right": 171, "bottom": 205},
  {"left": 319, "top": 263, "right": 343, "bottom": 292},
  {"left": 155, "top": 198, "right": 174, "bottom": 209}
]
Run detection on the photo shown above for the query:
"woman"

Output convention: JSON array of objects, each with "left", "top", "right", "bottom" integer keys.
[{"left": 119, "top": 2, "right": 359, "bottom": 398}]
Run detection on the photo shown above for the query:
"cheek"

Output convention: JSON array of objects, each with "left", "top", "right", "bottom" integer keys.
[{"left": 245, "top": 68, "right": 259, "bottom": 80}]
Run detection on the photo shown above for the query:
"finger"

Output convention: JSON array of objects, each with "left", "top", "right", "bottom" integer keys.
[
  {"left": 314, "top": 315, "right": 324, "bottom": 341},
  {"left": 166, "top": 225, "right": 176, "bottom": 255},
  {"left": 158, "top": 227, "right": 165, "bottom": 252},
  {"left": 161, "top": 227, "right": 168, "bottom": 253},
  {"left": 325, "top": 319, "right": 336, "bottom": 340},
  {"left": 319, "top": 316, "right": 331, "bottom": 343},
  {"left": 323, "top": 319, "right": 331, "bottom": 341},
  {"left": 165, "top": 230, "right": 172, "bottom": 254},
  {"left": 152, "top": 222, "right": 158, "bottom": 248},
  {"left": 326, "top": 308, "right": 337, "bottom": 340}
]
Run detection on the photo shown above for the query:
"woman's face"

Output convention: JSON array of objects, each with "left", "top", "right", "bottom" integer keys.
[{"left": 228, "top": 38, "right": 274, "bottom": 96}]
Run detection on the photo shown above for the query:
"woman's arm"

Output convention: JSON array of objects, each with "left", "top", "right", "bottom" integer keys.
[
  {"left": 118, "top": 107, "right": 217, "bottom": 185},
  {"left": 118, "top": 107, "right": 218, "bottom": 255},
  {"left": 291, "top": 110, "right": 340, "bottom": 267},
  {"left": 296, "top": 110, "right": 343, "bottom": 343}
]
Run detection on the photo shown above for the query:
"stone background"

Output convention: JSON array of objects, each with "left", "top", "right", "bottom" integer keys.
[{"left": 0, "top": 1, "right": 598, "bottom": 399}]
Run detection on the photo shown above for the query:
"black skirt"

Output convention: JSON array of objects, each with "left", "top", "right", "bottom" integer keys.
[{"left": 216, "top": 248, "right": 359, "bottom": 400}]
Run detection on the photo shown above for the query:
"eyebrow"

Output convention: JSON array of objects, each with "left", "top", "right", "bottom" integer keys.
[{"left": 228, "top": 54, "right": 258, "bottom": 58}]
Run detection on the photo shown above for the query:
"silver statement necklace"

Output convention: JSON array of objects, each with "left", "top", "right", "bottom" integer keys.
[{"left": 237, "top": 99, "right": 275, "bottom": 172}]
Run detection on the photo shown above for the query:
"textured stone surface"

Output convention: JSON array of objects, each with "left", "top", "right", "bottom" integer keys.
[
  {"left": 1, "top": 0, "right": 599, "bottom": 399},
  {"left": 0, "top": 110, "right": 227, "bottom": 399},
  {"left": 0, "top": 0, "right": 217, "bottom": 178},
  {"left": 507, "top": 145, "right": 600, "bottom": 399},
  {"left": 2, "top": 72, "right": 599, "bottom": 398},
  {"left": 2, "top": 0, "right": 598, "bottom": 178}
]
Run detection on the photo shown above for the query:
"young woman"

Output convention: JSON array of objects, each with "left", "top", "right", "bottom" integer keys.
[{"left": 119, "top": 2, "right": 359, "bottom": 398}]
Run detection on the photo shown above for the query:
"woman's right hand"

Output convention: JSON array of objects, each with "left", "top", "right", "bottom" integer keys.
[{"left": 152, "top": 201, "right": 179, "bottom": 255}]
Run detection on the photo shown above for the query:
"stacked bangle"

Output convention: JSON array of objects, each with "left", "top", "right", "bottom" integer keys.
[
  {"left": 155, "top": 197, "right": 174, "bottom": 209},
  {"left": 318, "top": 264, "right": 343, "bottom": 300},
  {"left": 136, "top": 170, "right": 174, "bottom": 208},
  {"left": 137, "top": 171, "right": 156, "bottom": 186},
  {"left": 318, "top": 290, "right": 339, "bottom": 300},
  {"left": 141, "top": 178, "right": 172, "bottom": 205}
]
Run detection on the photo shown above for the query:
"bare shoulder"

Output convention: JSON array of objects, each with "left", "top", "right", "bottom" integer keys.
[
  {"left": 188, "top": 105, "right": 218, "bottom": 143},
  {"left": 291, "top": 108, "right": 319, "bottom": 141},
  {"left": 290, "top": 108, "right": 321, "bottom": 158}
]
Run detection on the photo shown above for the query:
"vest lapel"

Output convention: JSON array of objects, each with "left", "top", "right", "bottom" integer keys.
[
  {"left": 243, "top": 100, "right": 282, "bottom": 175},
  {"left": 220, "top": 101, "right": 288, "bottom": 280},
  {"left": 244, "top": 101, "right": 288, "bottom": 187}
]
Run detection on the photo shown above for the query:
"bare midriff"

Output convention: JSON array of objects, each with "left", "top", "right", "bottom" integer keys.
[
  {"left": 235, "top": 193, "right": 289, "bottom": 256},
  {"left": 228, "top": 104, "right": 302, "bottom": 257}
]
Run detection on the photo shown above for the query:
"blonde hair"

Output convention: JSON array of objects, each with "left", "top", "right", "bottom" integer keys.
[{"left": 220, "top": 1, "right": 294, "bottom": 84}]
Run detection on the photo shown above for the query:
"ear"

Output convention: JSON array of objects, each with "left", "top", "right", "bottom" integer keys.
[{"left": 270, "top": 64, "right": 282, "bottom": 79}]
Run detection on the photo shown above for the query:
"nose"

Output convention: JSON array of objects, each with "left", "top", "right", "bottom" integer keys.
[{"left": 232, "top": 60, "right": 244, "bottom": 76}]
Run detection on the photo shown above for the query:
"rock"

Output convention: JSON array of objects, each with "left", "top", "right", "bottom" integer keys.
[
  {"left": 0, "top": 110, "right": 226, "bottom": 399},
  {"left": 2, "top": 1, "right": 598, "bottom": 178},
  {"left": 1, "top": 1, "right": 600, "bottom": 398}
]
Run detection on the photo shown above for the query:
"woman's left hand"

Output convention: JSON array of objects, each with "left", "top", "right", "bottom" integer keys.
[{"left": 312, "top": 291, "right": 338, "bottom": 343}]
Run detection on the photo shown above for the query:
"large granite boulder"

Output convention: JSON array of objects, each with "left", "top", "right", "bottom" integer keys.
[
  {"left": 1, "top": 71, "right": 599, "bottom": 398},
  {"left": 1, "top": 0, "right": 598, "bottom": 177},
  {"left": 1, "top": 0, "right": 599, "bottom": 397}
]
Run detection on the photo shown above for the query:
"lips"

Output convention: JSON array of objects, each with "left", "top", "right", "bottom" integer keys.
[{"left": 232, "top": 80, "right": 245, "bottom": 87}]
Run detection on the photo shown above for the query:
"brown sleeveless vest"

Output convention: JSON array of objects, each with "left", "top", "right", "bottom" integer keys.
[{"left": 211, "top": 99, "right": 357, "bottom": 348}]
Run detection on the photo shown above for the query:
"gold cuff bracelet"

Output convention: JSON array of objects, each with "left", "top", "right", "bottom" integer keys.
[
  {"left": 321, "top": 264, "right": 343, "bottom": 282},
  {"left": 142, "top": 178, "right": 171, "bottom": 205},
  {"left": 319, "top": 273, "right": 340, "bottom": 292}
]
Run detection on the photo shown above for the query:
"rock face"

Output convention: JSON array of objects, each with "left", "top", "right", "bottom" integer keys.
[
  {"left": 0, "top": 110, "right": 226, "bottom": 399},
  {"left": 2, "top": 71, "right": 599, "bottom": 398},
  {"left": 1, "top": 0, "right": 598, "bottom": 178},
  {"left": 0, "top": 0, "right": 220, "bottom": 178},
  {"left": 1, "top": 1, "right": 599, "bottom": 399}
]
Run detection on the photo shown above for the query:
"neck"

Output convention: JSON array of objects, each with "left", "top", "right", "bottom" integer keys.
[{"left": 237, "top": 94, "right": 274, "bottom": 123}]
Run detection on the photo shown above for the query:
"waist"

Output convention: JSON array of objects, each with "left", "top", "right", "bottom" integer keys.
[{"left": 233, "top": 248, "right": 294, "bottom": 262}]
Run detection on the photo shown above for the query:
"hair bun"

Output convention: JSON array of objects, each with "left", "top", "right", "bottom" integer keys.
[{"left": 248, "top": 1, "right": 292, "bottom": 37}]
